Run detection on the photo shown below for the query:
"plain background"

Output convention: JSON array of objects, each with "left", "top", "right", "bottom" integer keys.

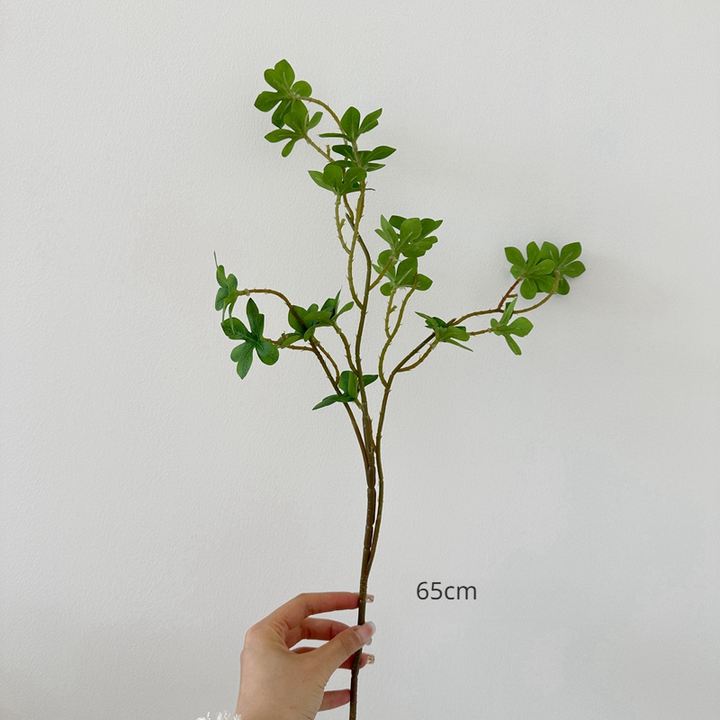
[{"left": 1, "top": 1, "right": 719, "bottom": 718}]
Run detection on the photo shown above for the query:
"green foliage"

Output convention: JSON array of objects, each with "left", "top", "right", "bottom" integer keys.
[
  {"left": 264, "top": 103, "right": 323, "bottom": 157},
  {"left": 374, "top": 254, "right": 432, "bottom": 296},
  {"left": 375, "top": 215, "right": 441, "bottom": 259},
  {"left": 319, "top": 107, "right": 383, "bottom": 142},
  {"left": 214, "top": 254, "right": 240, "bottom": 320},
  {"left": 222, "top": 298, "right": 279, "bottom": 378},
  {"left": 505, "top": 241, "right": 585, "bottom": 299},
  {"left": 313, "top": 371, "right": 379, "bottom": 410},
  {"left": 330, "top": 143, "right": 396, "bottom": 172},
  {"left": 416, "top": 313, "right": 472, "bottom": 351},
  {"left": 490, "top": 298, "right": 533, "bottom": 355},
  {"left": 309, "top": 163, "right": 366, "bottom": 196},
  {"left": 254, "top": 59, "right": 313, "bottom": 128},
  {"left": 281, "top": 292, "right": 354, "bottom": 346}
]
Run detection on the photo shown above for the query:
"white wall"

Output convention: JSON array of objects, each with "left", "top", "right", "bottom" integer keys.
[{"left": 2, "top": 1, "right": 719, "bottom": 718}]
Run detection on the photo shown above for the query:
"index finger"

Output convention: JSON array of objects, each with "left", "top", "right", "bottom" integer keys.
[{"left": 265, "top": 592, "right": 360, "bottom": 634}]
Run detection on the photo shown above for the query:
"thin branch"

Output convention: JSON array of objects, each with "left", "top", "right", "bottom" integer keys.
[
  {"left": 331, "top": 321, "right": 359, "bottom": 377},
  {"left": 307, "top": 97, "right": 345, "bottom": 132},
  {"left": 334, "top": 197, "right": 351, "bottom": 255},
  {"left": 313, "top": 338, "right": 341, "bottom": 381},
  {"left": 514, "top": 272, "right": 560, "bottom": 313},
  {"left": 304, "top": 135, "right": 332, "bottom": 161},
  {"left": 396, "top": 343, "right": 435, "bottom": 374},
  {"left": 449, "top": 278, "right": 521, "bottom": 326},
  {"left": 368, "top": 255, "right": 395, "bottom": 291},
  {"left": 378, "top": 284, "right": 418, "bottom": 385},
  {"left": 309, "top": 337, "right": 368, "bottom": 467}
]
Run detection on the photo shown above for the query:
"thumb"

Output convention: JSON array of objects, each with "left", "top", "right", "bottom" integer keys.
[{"left": 314, "top": 621, "right": 376, "bottom": 675}]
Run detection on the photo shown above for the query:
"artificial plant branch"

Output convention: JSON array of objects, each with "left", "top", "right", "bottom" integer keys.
[{"left": 213, "top": 58, "right": 587, "bottom": 720}]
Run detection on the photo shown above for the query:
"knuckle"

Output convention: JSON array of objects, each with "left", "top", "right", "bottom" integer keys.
[{"left": 243, "top": 622, "right": 264, "bottom": 646}]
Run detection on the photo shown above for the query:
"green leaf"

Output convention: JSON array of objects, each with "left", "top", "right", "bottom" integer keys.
[
  {"left": 564, "top": 260, "right": 585, "bottom": 278},
  {"left": 215, "top": 287, "right": 228, "bottom": 312},
  {"left": 312, "top": 394, "right": 345, "bottom": 410},
  {"left": 358, "top": 108, "right": 382, "bottom": 135},
  {"left": 362, "top": 374, "right": 379, "bottom": 387},
  {"left": 505, "top": 246, "right": 525, "bottom": 266},
  {"left": 264, "top": 128, "right": 294, "bottom": 143},
  {"left": 233, "top": 342, "right": 254, "bottom": 379},
  {"left": 281, "top": 139, "right": 298, "bottom": 157},
  {"left": 507, "top": 317, "right": 533, "bottom": 337},
  {"left": 520, "top": 278, "right": 538, "bottom": 299},
  {"left": 216, "top": 262, "right": 228, "bottom": 286},
  {"left": 346, "top": 370, "right": 358, "bottom": 399},
  {"left": 256, "top": 340, "right": 280, "bottom": 365},
  {"left": 254, "top": 91, "right": 278, "bottom": 112},
  {"left": 504, "top": 336, "right": 522, "bottom": 355},
  {"left": 293, "top": 80, "right": 312, "bottom": 97},
  {"left": 222, "top": 317, "right": 252, "bottom": 341},
  {"left": 560, "top": 242, "right": 582, "bottom": 263},
  {"left": 308, "top": 170, "right": 335, "bottom": 192},
  {"left": 246, "top": 298, "right": 264, "bottom": 336},
  {"left": 395, "top": 257, "right": 418, "bottom": 286},
  {"left": 288, "top": 306, "right": 306, "bottom": 333},
  {"left": 499, "top": 297, "right": 517, "bottom": 325},
  {"left": 340, "top": 107, "right": 361, "bottom": 141},
  {"left": 366, "top": 145, "right": 396, "bottom": 161},
  {"left": 264, "top": 59, "right": 295, "bottom": 90},
  {"left": 337, "top": 370, "right": 350, "bottom": 394},
  {"left": 415, "top": 274, "right": 432, "bottom": 291},
  {"left": 332, "top": 145, "right": 355, "bottom": 159}
]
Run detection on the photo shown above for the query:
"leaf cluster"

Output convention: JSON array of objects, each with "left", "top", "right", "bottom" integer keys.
[
  {"left": 309, "top": 163, "right": 366, "bottom": 196},
  {"left": 265, "top": 103, "right": 323, "bottom": 157},
  {"left": 319, "top": 106, "right": 383, "bottom": 142},
  {"left": 416, "top": 313, "right": 471, "bottom": 351},
  {"left": 256, "top": 60, "right": 397, "bottom": 179},
  {"left": 215, "top": 256, "right": 240, "bottom": 319},
  {"left": 505, "top": 241, "right": 585, "bottom": 299},
  {"left": 376, "top": 215, "right": 441, "bottom": 259},
  {"left": 221, "top": 298, "right": 279, "bottom": 378},
  {"left": 372, "top": 215, "right": 440, "bottom": 296},
  {"left": 489, "top": 298, "right": 533, "bottom": 355},
  {"left": 313, "top": 371, "right": 379, "bottom": 410},
  {"left": 254, "top": 59, "right": 314, "bottom": 128},
  {"left": 282, "top": 293, "right": 353, "bottom": 346}
]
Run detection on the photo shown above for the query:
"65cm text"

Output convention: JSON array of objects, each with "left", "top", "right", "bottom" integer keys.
[{"left": 416, "top": 582, "right": 477, "bottom": 600}]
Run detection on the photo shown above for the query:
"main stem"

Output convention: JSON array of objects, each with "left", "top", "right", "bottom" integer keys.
[{"left": 349, "top": 433, "right": 377, "bottom": 720}]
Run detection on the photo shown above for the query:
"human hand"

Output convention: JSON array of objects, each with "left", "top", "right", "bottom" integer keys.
[{"left": 236, "top": 592, "right": 375, "bottom": 720}]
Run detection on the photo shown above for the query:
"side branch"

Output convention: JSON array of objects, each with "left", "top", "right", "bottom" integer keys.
[
  {"left": 449, "top": 278, "right": 521, "bottom": 326},
  {"left": 309, "top": 337, "right": 369, "bottom": 467}
]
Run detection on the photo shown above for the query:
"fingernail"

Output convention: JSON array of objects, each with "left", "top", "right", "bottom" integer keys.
[
  {"left": 357, "top": 621, "right": 376, "bottom": 644},
  {"left": 365, "top": 637, "right": 372, "bottom": 646},
  {"left": 366, "top": 654, "right": 375, "bottom": 664},
  {"left": 366, "top": 594, "right": 374, "bottom": 603}
]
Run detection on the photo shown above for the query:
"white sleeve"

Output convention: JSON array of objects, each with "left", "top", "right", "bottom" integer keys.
[{"left": 196, "top": 714, "right": 241, "bottom": 720}]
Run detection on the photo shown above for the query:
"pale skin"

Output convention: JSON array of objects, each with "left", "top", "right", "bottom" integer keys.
[{"left": 236, "top": 592, "right": 376, "bottom": 720}]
